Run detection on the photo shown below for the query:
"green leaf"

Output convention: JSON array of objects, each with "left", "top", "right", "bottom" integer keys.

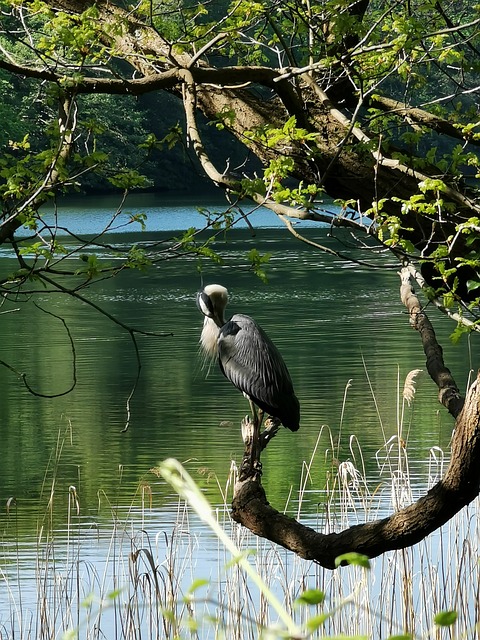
[
  {"left": 185, "top": 578, "right": 210, "bottom": 599},
  {"left": 125, "top": 246, "right": 152, "bottom": 271},
  {"left": 107, "top": 169, "right": 148, "bottom": 189},
  {"left": 335, "top": 552, "right": 371, "bottom": 569},
  {"left": 247, "top": 248, "right": 271, "bottom": 282},
  {"left": 443, "top": 291, "right": 455, "bottom": 308},
  {"left": 295, "top": 588, "right": 325, "bottom": 606},
  {"left": 305, "top": 612, "right": 330, "bottom": 631},
  {"left": 418, "top": 178, "right": 447, "bottom": 193},
  {"left": 434, "top": 610, "right": 458, "bottom": 626},
  {"left": 450, "top": 323, "right": 470, "bottom": 344},
  {"left": 128, "top": 212, "right": 148, "bottom": 230},
  {"left": 467, "top": 279, "right": 480, "bottom": 293}
]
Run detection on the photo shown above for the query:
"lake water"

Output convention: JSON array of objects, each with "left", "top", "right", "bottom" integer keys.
[{"left": 0, "top": 193, "right": 478, "bottom": 638}]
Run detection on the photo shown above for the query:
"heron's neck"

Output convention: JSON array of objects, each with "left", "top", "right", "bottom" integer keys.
[{"left": 200, "top": 317, "right": 221, "bottom": 358}]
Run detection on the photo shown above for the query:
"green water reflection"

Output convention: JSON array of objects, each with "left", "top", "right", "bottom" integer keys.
[{"left": 0, "top": 227, "right": 477, "bottom": 533}]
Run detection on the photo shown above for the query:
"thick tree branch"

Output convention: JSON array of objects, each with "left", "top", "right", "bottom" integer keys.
[
  {"left": 0, "top": 57, "right": 295, "bottom": 95},
  {"left": 2, "top": 0, "right": 479, "bottom": 304},
  {"left": 410, "top": 265, "right": 480, "bottom": 331},
  {"left": 368, "top": 94, "right": 480, "bottom": 147},
  {"left": 180, "top": 68, "right": 362, "bottom": 227},
  {"left": 400, "top": 266, "right": 464, "bottom": 417},
  {"left": 305, "top": 76, "right": 477, "bottom": 211},
  {"left": 12, "top": 0, "right": 477, "bottom": 234},
  {"left": 231, "top": 270, "right": 479, "bottom": 569}
]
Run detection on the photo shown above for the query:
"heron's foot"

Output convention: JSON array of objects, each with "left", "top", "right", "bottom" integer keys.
[
  {"left": 241, "top": 415, "right": 255, "bottom": 444},
  {"left": 260, "top": 417, "right": 280, "bottom": 450},
  {"left": 265, "top": 416, "right": 281, "bottom": 429}
]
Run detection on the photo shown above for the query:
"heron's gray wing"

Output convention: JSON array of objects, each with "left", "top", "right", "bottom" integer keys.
[{"left": 217, "top": 313, "right": 294, "bottom": 408}]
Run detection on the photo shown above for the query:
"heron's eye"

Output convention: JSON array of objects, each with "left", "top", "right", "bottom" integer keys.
[{"left": 196, "top": 291, "right": 214, "bottom": 317}]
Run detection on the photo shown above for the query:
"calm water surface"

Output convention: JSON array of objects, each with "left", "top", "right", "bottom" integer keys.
[{"left": 0, "top": 193, "right": 478, "bottom": 636}]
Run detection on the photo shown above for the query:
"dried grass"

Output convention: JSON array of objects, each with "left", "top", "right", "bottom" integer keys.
[{"left": 1, "top": 369, "right": 479, "bottom": 639}]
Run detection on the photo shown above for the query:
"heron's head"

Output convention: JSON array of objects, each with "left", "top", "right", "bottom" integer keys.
[
  {"left": 196, "top": 284, "right": 228, "bottom": 328},
  {"left": 197, "top": 284, "right": 229, "bottom": 360}
]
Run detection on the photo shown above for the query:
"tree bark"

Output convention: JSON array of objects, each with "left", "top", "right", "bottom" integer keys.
[
  {"left": 400, "top": 266, "right": 464, "bottom": 418},
  {"left": 231, "top": 269, "right": 480, "bottom": 569},
  {"left": 368, "top": 94, "right": 480, "bottom": 146}
]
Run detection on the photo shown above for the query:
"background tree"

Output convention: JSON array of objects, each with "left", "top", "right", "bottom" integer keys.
[{"left": 0, "top": 0, "right": 479, "bottom": 566}]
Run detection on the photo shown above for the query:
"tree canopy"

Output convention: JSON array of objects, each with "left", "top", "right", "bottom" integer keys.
[
  {"left": 0, "top": 0, "right": 479, "bottom": 312},
  {"left": 1, "top": 0, "right": 480, "bottom": 566}
]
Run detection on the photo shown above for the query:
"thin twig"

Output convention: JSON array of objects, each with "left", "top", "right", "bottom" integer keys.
[
  {"left": 0, "top": 303, "right": 77, "bottom": 398},
  {"left": 36, "top": 272, "right": 172, "bottom": 430}
]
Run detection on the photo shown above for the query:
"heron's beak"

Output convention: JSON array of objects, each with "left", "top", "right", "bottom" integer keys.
[
  {"left": 196, "top": 291, "right": 223, "bottom": 327},
  {"left": 212, "top": 310, "right": 225, "bottom": 328},
  {"left": 196, "top": 291, "right": 210, "bottom": 316}
]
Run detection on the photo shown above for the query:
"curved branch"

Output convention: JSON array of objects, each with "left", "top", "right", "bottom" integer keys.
[
  {"left": 0, "top": 303, "right": 77, "bottom": 398},
  {"left": 231, "top": 269, "right": 479, "bottom": 569},
  {"left": 400, "top": 265, "right": 464, "bottom": 417},
  {"left": 368, "top": 94, "right": 480, "bottom": 147},
  {"left": 37, "top": 273, "right": 172, "bottom": 430},
  {"left": 279, "top": 213, "right": 382, "bottom": 268},
  {"left": 180, "top": 69, "right": 344, "bottom": 227},
  {"left": 409, "top": 265, "right": 480, "bottom": 330},
  {"left": 180, "top": 68, "right": 236, "bottom": 188}
]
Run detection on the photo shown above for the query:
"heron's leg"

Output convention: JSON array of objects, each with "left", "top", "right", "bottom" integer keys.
[
  {"left": 238, "top": 400, "right": 262, "bottom": 481},
  {"left": 248, "top": 397, "right": 256, "bottom": 423},
  {"left": 248, "top": 399, "right": 264, "bottom": 431},
  {"left": 249, "top": 399, "right": 262, "bottom": 451},
  {"left": 257, "top": 408, "right": 265, "bottom": 429}
]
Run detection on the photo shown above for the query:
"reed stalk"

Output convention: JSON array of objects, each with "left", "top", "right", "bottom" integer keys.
[{"left": 1, "top": 370, "right": 478, "bottom": 638}]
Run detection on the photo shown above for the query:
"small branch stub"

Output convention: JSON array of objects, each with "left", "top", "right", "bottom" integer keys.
[{"left": 238, "top": 415, "right": 262, "bottom": 482}]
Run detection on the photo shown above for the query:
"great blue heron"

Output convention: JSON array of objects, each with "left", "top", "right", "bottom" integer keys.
[{"left": 196, "top": 284, "right": 300, "bottom": 432}]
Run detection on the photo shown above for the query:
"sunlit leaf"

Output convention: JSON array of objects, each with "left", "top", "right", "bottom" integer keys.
[
  {"left": 305, "top": 612, "right": 330, "bottom": 631},
  {"left": 434, "top": 610, "right": 458, "bottom": 626},
  {"left": 335, "top": 552, "right": 371, "bottom": 569},
  {"left": 186, "top": 578, "right": 210, "bottom": 594},
  {"left": 295, "top": 588, "right": 325, "bottom": 606}
]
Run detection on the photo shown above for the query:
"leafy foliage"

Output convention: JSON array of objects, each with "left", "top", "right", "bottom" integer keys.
[
  {"left": 0, "top": 0, "right": 478, "bottom": 326},
  {"left": 434, "top": 610, "right": 458, "bottom": 627}
]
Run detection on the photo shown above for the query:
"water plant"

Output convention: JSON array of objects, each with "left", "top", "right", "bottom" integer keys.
[{"left": 1, "top": 369, "right": 478, "bottom": 639}]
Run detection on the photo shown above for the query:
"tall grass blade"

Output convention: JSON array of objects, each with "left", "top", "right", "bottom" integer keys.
[{"left": 159, "top": 457, "right": 302, "bottom": 638}]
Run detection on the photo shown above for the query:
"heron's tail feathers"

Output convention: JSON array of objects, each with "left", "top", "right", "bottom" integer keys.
[{"left": 287, "top": 422, "right": 300, "bottom": 432}]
